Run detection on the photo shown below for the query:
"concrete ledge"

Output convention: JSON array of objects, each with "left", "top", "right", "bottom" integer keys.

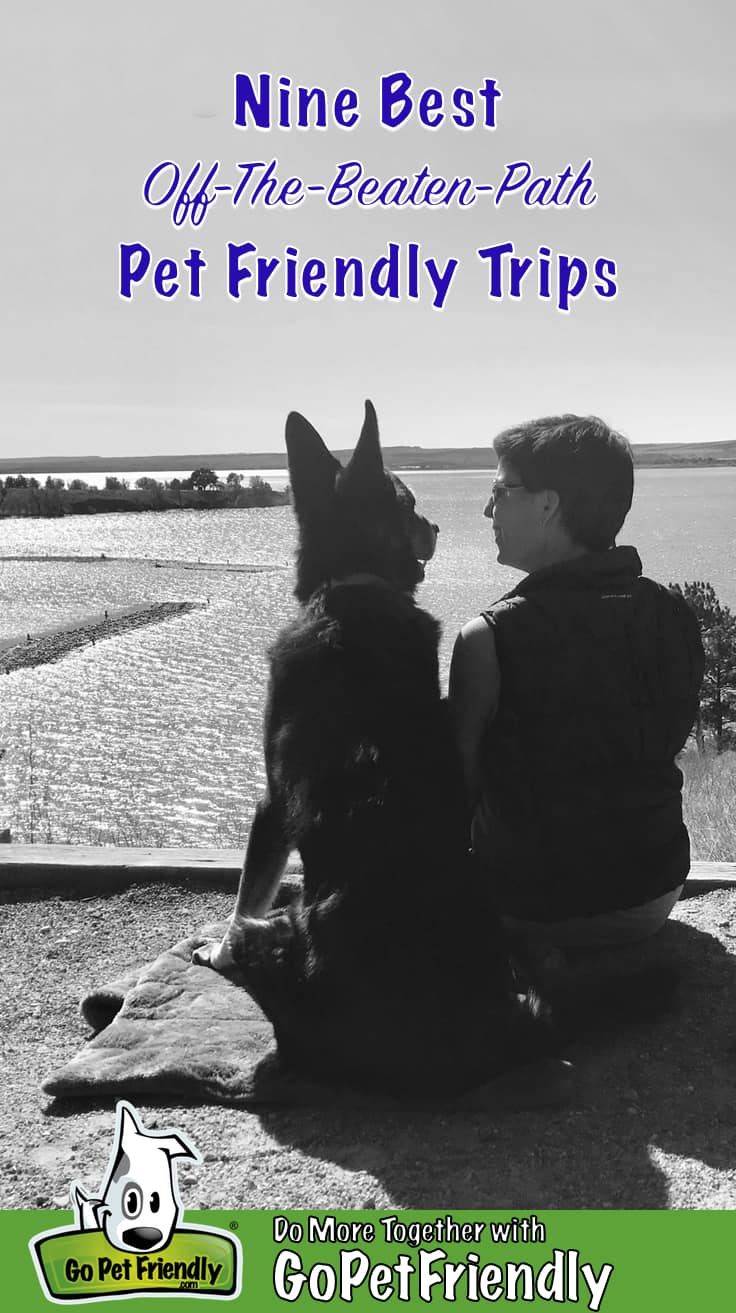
[{"left": 0, "top": 844, "right": 733, "bottom": 895}]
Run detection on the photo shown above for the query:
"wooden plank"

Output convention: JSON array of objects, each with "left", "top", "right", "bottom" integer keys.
[
  {"left": 0, "top": 844, "right": 733, "bottom": 896},
  {"left": 0, "top": 844, "right": 302, "bottom": 891},
  {"left": 681, "top": 862, "right": 736, "bottom": 896},
  {"left": 0, "top": 843, "right": 242, "bottom": 869}
]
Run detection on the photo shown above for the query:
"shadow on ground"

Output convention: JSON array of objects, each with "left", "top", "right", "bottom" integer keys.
[{"left": 252, "top": 915, "right": 736, "bottom": 1208}]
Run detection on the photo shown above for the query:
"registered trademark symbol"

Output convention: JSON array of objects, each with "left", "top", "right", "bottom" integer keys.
[{"left": 229, "top": 1220, "right": 239, "bottom": 1230}]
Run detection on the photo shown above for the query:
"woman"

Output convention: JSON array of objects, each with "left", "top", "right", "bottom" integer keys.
[{"left": 449, "top": 414, "right": 704, "bottom": 945}]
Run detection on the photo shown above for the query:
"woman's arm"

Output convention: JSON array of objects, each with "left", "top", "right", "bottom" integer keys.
[{"left": 448, "top": 616, "right": 501, "bottom": 809}]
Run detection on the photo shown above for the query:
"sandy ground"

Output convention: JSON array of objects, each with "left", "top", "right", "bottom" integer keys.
[{"left": 1, "top": 878, "right": 735, "bottom": 1212}]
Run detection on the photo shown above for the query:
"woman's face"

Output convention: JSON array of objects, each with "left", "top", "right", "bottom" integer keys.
[{"left": 484, "top": 457, "right": 545, "bottom": 573}]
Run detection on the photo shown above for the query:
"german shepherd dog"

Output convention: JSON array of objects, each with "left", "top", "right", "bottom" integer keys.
[{"left": 195, "top": 402, "right": 552, "bottom": 1095}]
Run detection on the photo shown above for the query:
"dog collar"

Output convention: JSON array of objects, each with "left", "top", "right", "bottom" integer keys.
[{"left": 329, "top": 572, "right": 391, "bottom": 588}]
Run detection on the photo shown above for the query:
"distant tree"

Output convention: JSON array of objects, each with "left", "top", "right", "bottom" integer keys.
[
  {"left": 226, "top": 471, "right": 244, "bottom": 486},
  {"left": 670, "top": 580, "right": 736, "bottom": 752},
  {"left": 247, "top": 474, "right": 274, "bottom": 506},
  {"left": 135, "top": 476, "right": 162, "bottom": 492},
  {"left": 40, "top": 480, "right": 65, "bottom": 516},
  {"left": 5, "top": 474, "right": 29, "bottom": 488},
  {"left": 0, "top": 486, "right": 35, "bottom": 516},
  {"left": 105, "top": 476, "right": 124, "bottom": 491},
  {"left": 189, "top": 467, "right": 220, "bottom": 492},
  {"left": 69, "top": 478, "right": 89, "bottom": 491}
]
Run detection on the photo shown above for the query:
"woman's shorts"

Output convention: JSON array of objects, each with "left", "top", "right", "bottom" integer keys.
[{"left": 501, "top": 884, "right": 684, "bottom": 948}]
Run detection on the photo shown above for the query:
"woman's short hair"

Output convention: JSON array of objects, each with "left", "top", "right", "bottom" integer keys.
[{"left": 493, "top": 414, "right": 634, "bottom": 550}]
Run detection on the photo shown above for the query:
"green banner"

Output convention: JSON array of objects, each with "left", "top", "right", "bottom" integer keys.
[
  {"left": 31, "top": 1223, "right": 239, "bottom": 1300},
  {"left": 5, "top": 1208, "right": 734, "bottom": 1310}
]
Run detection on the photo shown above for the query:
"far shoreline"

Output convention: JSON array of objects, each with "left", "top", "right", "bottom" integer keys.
[{"left": 1, "top": 439, "right": 735, "bottom": 477}]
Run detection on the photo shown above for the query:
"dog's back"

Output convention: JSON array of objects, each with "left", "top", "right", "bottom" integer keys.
[
  {"left": 197, "top": 403, "right": 549, "bottom": 1093},
  {"left": 267, "top": 578, "right": 465, "bottom": 895}
]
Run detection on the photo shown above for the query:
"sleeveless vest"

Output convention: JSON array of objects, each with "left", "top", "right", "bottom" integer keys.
[{"left": 471, "top": 547, "right": 704, "bottom": 920}]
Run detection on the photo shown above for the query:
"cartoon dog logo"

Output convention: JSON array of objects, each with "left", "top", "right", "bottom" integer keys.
[{"left": 70, "top": 1101, "right": 200, "bottom": 1253}]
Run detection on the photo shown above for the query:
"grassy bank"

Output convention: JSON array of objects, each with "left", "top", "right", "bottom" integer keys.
[{"left": 680, "top": 746, "right": 736, "bottom": 861}]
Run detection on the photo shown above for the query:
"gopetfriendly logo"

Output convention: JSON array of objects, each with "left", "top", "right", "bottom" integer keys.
[{"left": 30, "top": 1101, "right": 241, "bottom": 1302}]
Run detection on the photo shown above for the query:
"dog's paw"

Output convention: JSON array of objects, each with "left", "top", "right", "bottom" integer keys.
[
  {"left": 192, "top": 937, "right": 235, "bottom": 972},
  {"left": 192, "top": 913, "right": 266, "bottom": 972}
]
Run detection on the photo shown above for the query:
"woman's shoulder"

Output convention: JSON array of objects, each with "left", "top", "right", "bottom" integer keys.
[
  {"left": 457, "top": 614, "right": 496, "bottom": 643},
  {"left": 451, "top": 617, "right": 500, "bottom": 693}
]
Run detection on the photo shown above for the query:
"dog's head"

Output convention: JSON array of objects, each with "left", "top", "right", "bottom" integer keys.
[
  {"left": 285, "top": 400, "right": 438, "bottom": 601},
  {"left": 85, "top": 1102, "right": 198, "bottom": 1253}
]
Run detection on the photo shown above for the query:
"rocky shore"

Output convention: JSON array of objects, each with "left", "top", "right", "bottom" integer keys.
[{"left": 1, "top": 601, "right": 206, "bottom": 675}]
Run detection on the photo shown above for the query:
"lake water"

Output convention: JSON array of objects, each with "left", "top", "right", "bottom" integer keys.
[{"left": 1, "top": 468, "right": 734, "bottom": 844}]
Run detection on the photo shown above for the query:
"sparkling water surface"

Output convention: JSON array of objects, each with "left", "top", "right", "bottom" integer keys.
[{"left": 1, "top": 469, "right": 734, "bottom": 844}]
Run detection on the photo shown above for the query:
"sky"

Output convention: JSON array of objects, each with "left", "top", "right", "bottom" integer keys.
[{"left": 1, "top": 0, "right": 734, "bottom": 458}]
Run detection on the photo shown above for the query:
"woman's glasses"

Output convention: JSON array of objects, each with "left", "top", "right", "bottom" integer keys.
[{"left": 488, "top": 481, "right": 526, "bottom": 507}]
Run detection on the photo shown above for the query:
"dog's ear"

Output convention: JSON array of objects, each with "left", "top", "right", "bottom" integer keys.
[
  {"left": 285, "top": 411, "right": 341, "bottom": 514},
  {"left": 340, "top": 400, "right": 384, "bottom": 493}
]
